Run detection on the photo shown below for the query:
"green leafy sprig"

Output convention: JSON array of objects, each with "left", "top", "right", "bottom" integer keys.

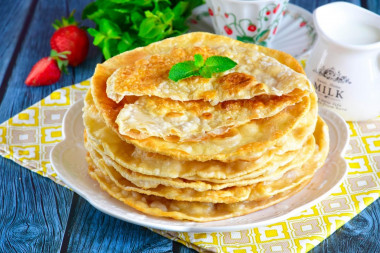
[
  {"left": 169, "top": 54, "right": 237, "bottom": 82},
  {"left": 82, "top": 0, "right": 203, "bottom": 59}
]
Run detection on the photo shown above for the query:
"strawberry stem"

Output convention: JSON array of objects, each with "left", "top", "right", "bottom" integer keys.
[
  {"left": 52, "top": 10, "right": 78, "bottom": 30},
  {"left": 50, "top": 50, "right": 70, "bottom": 74}
]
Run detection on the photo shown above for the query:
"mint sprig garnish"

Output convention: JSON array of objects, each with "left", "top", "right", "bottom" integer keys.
[
  {"left": 82, "top": 0, "right": 203, "bottom": 59},
  {"left": 169, "top": 54, "right": 237, "bottom": 82}
]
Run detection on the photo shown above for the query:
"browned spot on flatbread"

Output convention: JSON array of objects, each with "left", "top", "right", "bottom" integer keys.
[
  {"left": 164, "top": 135, "right": 181, "bottom": 143},
  {"left": 165, "top": 112, "right": 184, "bottom": 118},
  {"left": 201, "top": 113, "right": 213, "bottom": 120},
  {"left": 199, "top": 90, "right": 217, "bottom": 100},
  {"left": 128, "top": 129, "right": 141, "bottom": 135},
  {"left": 217, "top": 73, "right": 257, "bottom": 94}
]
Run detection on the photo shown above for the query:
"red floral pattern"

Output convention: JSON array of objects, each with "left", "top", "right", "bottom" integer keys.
[
  {"left": 209, "top": 2, "right": 290, "bottom": 46},
  {"left": 224, "top": 25, "right": 233, "bottom": 35},
  {"left": 273, "top": 4, "right": 280, "bottom": 14},
  {"left": 273, "top": 26, "right": 278, "bottom": 34},
  {"left": 208, "top": 8, "right": 214, "bottom": 16},
  {"left": 190, "top": 19, "right": 198, "bottom": 24},
  {"left": 248, "top": 24, "right": 257, "bottom": 32}
]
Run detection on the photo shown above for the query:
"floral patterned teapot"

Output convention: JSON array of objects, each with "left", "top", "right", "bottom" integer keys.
[{"left": 305, "top": 2, "right": 380, "bottom": 121}]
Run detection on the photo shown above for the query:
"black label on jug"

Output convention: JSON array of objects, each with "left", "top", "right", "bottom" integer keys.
[{"left": 313, "top": 66, "right": 351, "bottom": 112}]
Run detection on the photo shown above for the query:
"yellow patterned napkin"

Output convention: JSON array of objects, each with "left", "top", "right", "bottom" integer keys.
[{"left": 0, "top": 82, "right": 379, "bottom": 253}]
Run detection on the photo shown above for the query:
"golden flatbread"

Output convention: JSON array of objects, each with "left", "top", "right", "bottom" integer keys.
[{"left": 83, "top": 32, "right": 329, "bottom": 221}]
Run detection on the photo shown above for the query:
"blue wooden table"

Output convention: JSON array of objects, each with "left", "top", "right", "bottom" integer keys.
[{"left": 0, "top": 1, "right": 379, "bottom": 252}]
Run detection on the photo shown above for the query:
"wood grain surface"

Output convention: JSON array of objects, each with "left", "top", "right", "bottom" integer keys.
[{"left": 0, "top": 0, "right": 379, "bottom": 252}]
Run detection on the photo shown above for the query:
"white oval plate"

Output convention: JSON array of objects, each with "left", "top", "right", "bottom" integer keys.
[
  {"left": 51, "top": 99, "right": 349, "bottom": 232},
  {"left": 188, "top": 3, "right": 317, "bottom": 59}
]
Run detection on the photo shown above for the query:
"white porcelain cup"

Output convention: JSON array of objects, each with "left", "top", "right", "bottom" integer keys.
[{"left": 205, "top": 0, "right": 289, "bottom": 47}]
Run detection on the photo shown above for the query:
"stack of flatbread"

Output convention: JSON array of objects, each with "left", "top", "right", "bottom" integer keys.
[{"left": 83, "top": 32, "right": 329, "bottom": 222}]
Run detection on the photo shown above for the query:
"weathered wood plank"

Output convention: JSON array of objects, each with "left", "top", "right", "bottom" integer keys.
[
  {"left": 290, "top": 0, "right": 361, "bottom": 12},
  {"left": 367, "top": 0, "right": 380, "bottom": 13},
  {"left": 0, "top": 1, "right": 75, "bottom": 252},
  {"left": 173, "top": 241, "right": 197, "bottom": 253},
  {"left": 0, "top": 1, "right": 76, "bottom": 122},
  {"left": 0, "top": 0, "right": 34, "bottom": 94},
  {"left": 63, "top": 197, "right": 173, "bottom": 253},
  {"left": 0, "top": 157, "right": 72, "bottom": 252}
]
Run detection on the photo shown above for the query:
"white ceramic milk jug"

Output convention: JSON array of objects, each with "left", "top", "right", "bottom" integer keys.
[{"left": 305, "top": 2, "right": 380, "bottom": 121}]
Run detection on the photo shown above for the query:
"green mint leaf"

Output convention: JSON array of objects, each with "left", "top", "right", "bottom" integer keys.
[
  {"left": 113, "top": 8, "right": 131, "bottom": 14},
  {"left": 204, "top": 56, "right": 237, "bottom": 73},
  {"left": 161, "top": 8, "right": 175, "bottom": 24},
  {"left": 110, "top": 0, "right": 133, "bottom": 4},
  {"left": 103, "top": 39, "right": 118, "bottom": 59},
  {"left": 172, "top": 20, "right": 188, "bottom": 33},
  {"left": 153, "top": 24, "right": 167, "bottom": 38},
  {"left": 82, "top": 0, "right": 203, "bottom": 59},
  {"left": 169, "top": 54, "right": 237, "bottom": 81},
  {"left": 145, "top": 10, "right": 158, "bottom": 20},
  {"left": 94, "top": 33, "right": 106, "bottom": 45},
  {"left": 199, "top": 67, "right": 212, "bottom": 78},
  {"left": 145, "top": 25, "right": 164, "bottom": 40},
  {"left": 169, "top": 61, "right": 199, "bottom": 82},
  {"left": 87, "top": 9, "right": 105, "bottom": 23},
  {"left": 153, "top": 0, "right": 171, "bottom": 11},
  {"left": 194, "top": 54, "right": 204, "bottom": 68},
  {"left": 129, "top": 0, "right": 154, "bottom": 8},
  {"left": 117, "top": 32, "right": 136, "bottom": 52},
  {"left": 99, "top": 19, "right": 121, "bottom": 38},
  {"left": 102, "top": 40, "right": 112, "bottom": 60},
  {"left": 87, "top": 28, "right": 99, "bottom": 37},
  {"left": 138, "top": 18, "right": 156, "bottom": 37},
  {"left": 173, "top": 2, "right": 189, "bottom": 17},
  {"left": 131, "top": 11, "right": 144, "bottom": 30},
  {"left": 82, "top": 2, "right": 97, "bottom": 19}
]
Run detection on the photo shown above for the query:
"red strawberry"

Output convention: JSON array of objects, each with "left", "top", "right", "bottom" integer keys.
[
  {"left": 25, "top": 50, "right": 69, "bottom": 86},
  {"left": 50, "top": 11, "right": 88, "bottom": 66}
]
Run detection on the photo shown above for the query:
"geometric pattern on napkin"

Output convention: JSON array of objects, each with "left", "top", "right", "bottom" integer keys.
[
  {"left": 0, "top": 81, "right": 90, "bottom": 186},
  {"left": 0, "top": 82, "right": 379, "bottom": 253}
]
